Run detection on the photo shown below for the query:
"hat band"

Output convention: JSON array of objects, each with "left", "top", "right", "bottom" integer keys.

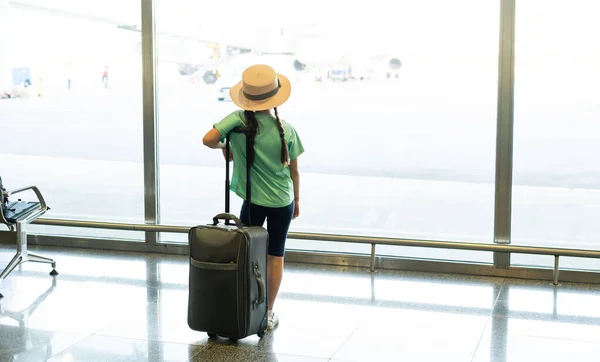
[{"left": 243, "top": 79, "right": 281, "bottom": 101}]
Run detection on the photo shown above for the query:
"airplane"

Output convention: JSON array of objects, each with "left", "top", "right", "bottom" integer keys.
[{"left": 288, "top": 24, "right": 403, "bottom": 82}]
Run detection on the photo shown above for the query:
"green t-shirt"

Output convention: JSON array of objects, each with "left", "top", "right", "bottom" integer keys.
[{"left": 214, "top": 110, "right": 305, "bottom": 208}]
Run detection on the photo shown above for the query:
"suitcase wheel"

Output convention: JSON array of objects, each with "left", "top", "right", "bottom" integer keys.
[{"left": 207, "top": 333, "right": 218, "bottom": 339}]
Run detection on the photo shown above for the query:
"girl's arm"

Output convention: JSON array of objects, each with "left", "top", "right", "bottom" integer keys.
[
  {"left": 290, "top": 158, "right": 300, "bottom": 219},
  {"left": 202, "top": 128, "right": 226, "bottom": 149}
]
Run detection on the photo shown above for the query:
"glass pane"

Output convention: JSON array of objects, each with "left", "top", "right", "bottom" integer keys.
[
  {"left": 511, "top": 0, "right": 600, "bottom": 270},
  {"left": 511, "top": 254, "right": 600, "bottom": 273},
  {"left": 156, "top": 0, "right": 499, "bottom": 263},
  {"left": 0, "top": 1, "right": 144, "bottom": 240}
]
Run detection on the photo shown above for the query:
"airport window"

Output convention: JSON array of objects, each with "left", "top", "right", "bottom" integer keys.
[
  {"left": 2, "top": 0, "right": 598, "bottom": 274},
  {"left": 155, "top": 0, "right": 499, "bottom": 264},
  {"left": 0, "top": 1, "right": 145, "bottom": 240},
  {"left": 510, "top": 0, "right": 600, "bottom": 271}
]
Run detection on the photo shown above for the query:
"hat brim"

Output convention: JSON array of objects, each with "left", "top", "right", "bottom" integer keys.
[{"left": 229, "top": 73, "right": 291, "bottom": 111}]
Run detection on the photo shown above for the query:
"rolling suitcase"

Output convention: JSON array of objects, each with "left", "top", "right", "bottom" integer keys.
[{"left": 187, "top": 130, "right": 269, "bottom": 340}]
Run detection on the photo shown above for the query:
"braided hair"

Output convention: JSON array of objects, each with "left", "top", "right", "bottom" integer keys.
[
  {"left": 243, "top": 108, "right": 290, "bottom": 167},
  {"left": 273, "top": 107, "right": 290, "bottom": 166}
]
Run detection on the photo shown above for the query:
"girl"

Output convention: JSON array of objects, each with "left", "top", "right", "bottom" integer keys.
[{"left": 202, "top": 64, "right": 304, "bottom": 330}]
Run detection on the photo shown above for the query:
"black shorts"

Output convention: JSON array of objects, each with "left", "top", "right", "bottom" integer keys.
[{"left": 240, "top": 200, "right": 294, "bottom": 257}]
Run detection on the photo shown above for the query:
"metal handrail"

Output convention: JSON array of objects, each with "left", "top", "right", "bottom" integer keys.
[
  {"left": 29, "top": 217, "right": 600, "bottom": 285},
  {"left": 32, "top": 217, "right": 600, "bottom": 258},
  {"left": 33, "top": 218, "right": 189, "bottom": 233}
]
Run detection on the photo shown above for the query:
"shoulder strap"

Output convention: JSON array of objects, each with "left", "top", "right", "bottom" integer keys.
[
  {"left": 245, "top": 131, "right": 252, "bottom": 205},
  {"left": 225, "top": 128, "right": 253, "bottom": 224}
]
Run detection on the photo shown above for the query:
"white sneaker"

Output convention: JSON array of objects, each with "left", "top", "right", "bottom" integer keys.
[{"left": 268, "top": 310, "right": 279, "bottom": 330}]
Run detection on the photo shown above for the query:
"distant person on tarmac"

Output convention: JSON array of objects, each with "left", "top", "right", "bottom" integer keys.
[
  {"left": 202, "top": 64, "right": 304, "bottom": 331},
  {"left": 102, "top": 65, "right": 109, "bottom": 88},
  {"left": 67, "top": 63, "right": 73, "bottom": 90}
]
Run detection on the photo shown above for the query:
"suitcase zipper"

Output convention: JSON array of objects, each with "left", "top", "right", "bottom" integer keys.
[{"left": 252, "top": 262, "right": 258, "bottom": 310}]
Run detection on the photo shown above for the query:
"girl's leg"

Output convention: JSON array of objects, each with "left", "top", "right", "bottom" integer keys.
[
  {"left": 265, "top": 201, "right": 295, "bottom": 329},
  {"left": 267, "top": 255, "right": 284, "bottom": 312}
]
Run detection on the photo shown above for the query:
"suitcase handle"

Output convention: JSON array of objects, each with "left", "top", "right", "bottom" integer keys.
[
  {"left": 253, "top": 262, "right": 266, "bottom": 308},
  {"left": 212, "top": 213, "right": 243, "bottom": 228}
]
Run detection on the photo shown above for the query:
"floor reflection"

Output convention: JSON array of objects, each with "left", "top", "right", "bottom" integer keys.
[
  {"left": 1, "top": 245, "right": 600, "bottom": 361},
  {"left": 0, "top": 277, "right": 58, "bottom": 361}
]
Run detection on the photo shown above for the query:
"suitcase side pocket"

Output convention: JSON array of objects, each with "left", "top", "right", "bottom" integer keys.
[
  {"left": 188, "top": 257, "right": 240, "bottom": 336},
  {"left": 190, "top": 259, "right": 238, "bottom": 271}
]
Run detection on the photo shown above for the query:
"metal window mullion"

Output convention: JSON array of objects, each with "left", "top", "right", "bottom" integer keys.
[
  {"left": 141, "top": 0, "right": 160, "bottom": 244},
  {"left": 493, "top": 0, "right": 517, "bottom": 268}
]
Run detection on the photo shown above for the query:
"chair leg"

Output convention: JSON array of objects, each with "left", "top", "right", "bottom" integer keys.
[
  {"left": 27, "top": 252, "right": 58, "bottom": 276},
  {"left": 0, "top": 253, "right": 24, "bottom": 281}
]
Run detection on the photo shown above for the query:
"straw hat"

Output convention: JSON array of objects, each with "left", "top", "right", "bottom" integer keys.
[{"left": 229, "top": 64, "right": 291, "bottom": 111}]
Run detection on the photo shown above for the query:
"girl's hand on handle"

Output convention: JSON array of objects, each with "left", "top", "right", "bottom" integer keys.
[{"left": 221, "top": 148, "right": 233, "bottom": 161}]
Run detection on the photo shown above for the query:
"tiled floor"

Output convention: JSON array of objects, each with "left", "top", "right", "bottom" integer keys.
[{"left": 1, "top": 245, "right": 600, "bottom": 361}]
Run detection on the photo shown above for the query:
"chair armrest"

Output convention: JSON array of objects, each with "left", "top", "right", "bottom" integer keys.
[{"left": 7, "top": 186, "right": 48, "bottom": 210}]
